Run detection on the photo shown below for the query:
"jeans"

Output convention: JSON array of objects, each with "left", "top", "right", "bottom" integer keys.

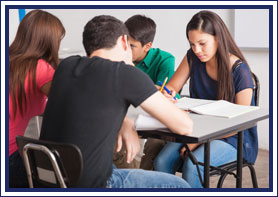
[
  {"left": 9, "top": 151, "right": 29, "bottom": 188},
  {"left": 106, "top": 165, "right": 191, "bottom": 188},
  {"left": 154, "top": 140, "right": 237, "bottom": 188}
]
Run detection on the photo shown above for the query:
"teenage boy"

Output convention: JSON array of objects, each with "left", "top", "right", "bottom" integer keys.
[
  {"left": 117, "top": 14, "right": 178, "bottom": 170},
  {"left": 125, "top": 14, "right": 175, "bottom": 86},
  {"left": 40, "top": 15, "right": 193, "bottom": 188}
]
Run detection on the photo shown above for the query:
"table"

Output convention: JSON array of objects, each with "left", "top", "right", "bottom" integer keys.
[{"left": 127, "top": 107, "right": 269, "bottom": 188}]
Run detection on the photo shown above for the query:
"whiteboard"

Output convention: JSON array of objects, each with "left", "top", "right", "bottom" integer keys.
[{"left": 234, "top": 9, "right": 269, "bottom": 49}]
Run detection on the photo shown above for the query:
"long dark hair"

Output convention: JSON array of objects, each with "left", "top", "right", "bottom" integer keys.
[
  {"left": 9, "top": 10, "right": 65, "bottom": 118},
  {"left": 186, "top": 10, "right": 249, "bottom": 102}
]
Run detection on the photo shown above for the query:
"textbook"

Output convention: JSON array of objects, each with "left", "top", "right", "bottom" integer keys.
[{"left": 175, "top": 97, "right": 260, "bottom": 119}]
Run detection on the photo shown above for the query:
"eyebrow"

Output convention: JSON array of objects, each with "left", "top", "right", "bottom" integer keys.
[{"left": 189, "top": 39, "right": 207, "bottom": 44}]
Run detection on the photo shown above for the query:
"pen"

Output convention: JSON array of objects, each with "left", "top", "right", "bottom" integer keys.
[
  {"left": 160, "top": 77, "right": 168, "bottom": 92},
  {"left": 158, "top": 80, "right": 177, "bottom": 100}
]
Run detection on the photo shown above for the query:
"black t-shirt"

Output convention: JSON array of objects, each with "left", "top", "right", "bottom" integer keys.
[{"left": 40, "top": 56, "right": 157, "bottom": 187}]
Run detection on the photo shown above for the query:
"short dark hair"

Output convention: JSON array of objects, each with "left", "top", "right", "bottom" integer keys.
[
  {"left": 125, "top": 15, "right": 156, "bottom": 46},
  {"left": 83, "top": 15, "right": 129, "bottom": 56}
]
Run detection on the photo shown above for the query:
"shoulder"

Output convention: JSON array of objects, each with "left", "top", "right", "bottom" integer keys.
[
  {"left": 232, "top": 60, "right": 253, "bottom": 91},
  {"left": 37, "top": 59, "right": 54, "bottom": 70},
  {"left": 36, "top": 59, "right": 55, "bottom": 77},
  {"left": 119, "top": 62, "right": 145, "bottom": 76},
  {"left": 152, "top": 48, "right": 174, "bottom": 59}
]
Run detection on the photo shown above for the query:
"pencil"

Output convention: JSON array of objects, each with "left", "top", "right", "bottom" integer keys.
[{"left": 160, "top": 77, "right": 168, "bottom": 92}]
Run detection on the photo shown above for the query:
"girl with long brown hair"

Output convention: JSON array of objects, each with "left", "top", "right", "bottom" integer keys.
[
  {"left": 9, "top": 9, "right": 65, "bottom": 187},
  {"left": 153, "top": 10, "right": 257, "bottom": 188}
]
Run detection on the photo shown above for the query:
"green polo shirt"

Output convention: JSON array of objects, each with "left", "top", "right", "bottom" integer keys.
[
  {"left": 135, "top": 48, "right": 175, "bottom": 85},
  {"left": 135, "top": 48, "right": 180, "bottom": 98}
]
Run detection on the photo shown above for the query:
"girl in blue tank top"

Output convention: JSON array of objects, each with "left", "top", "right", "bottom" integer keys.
[{"left": 153, "top": 10, "right": 258, "bottom": 188}]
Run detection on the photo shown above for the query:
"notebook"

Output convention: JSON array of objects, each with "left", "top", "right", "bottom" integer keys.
[
  {"left": 175, "top": 97, "right": 259, "bottom": 118},
  {"left": 135, "top": 97, "right": 260, "bottom": 130}
]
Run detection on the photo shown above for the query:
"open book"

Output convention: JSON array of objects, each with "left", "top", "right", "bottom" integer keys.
[
  {"left": 175, "top": 97, "right": 259, "bottom": 118},
  {"left": 135, "top": 97, "right": 260, "bottom": 130}
]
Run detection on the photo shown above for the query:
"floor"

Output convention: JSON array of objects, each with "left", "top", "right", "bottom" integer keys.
[{"left": 25, "top": 116, "right": 270, "bottom": 188}]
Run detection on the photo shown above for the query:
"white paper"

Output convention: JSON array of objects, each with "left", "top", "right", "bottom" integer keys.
[
  {"left": 135, "top": 114, "right": 167, "bottom": 130},
  {"left": 175, "top": 97, "right": 214, "bottom": 110},
  {"left": 190, "top": 100, "right": 260, "bottom": 118}
]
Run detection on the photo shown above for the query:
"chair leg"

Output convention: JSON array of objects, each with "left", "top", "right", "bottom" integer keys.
[
  {"left": 217, "top": 173, "right": 229, "bottom": 188},
  {"left": 247, "top": 165, "right": 259, "bottom": 188}
]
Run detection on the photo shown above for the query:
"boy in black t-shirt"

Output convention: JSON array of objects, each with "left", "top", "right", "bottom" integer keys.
[{"left": 40, "top": 15, "right": 193, "bottom": 188}]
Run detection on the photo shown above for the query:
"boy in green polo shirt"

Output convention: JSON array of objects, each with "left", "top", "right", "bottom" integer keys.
[
  {"left": 113, "top": 14, "right": 177, "bottom": 170},
  {"left": 125, "top": 14, "right": 175, "bottom": 86}
]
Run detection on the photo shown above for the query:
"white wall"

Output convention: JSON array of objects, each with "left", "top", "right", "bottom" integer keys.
[
  {"left": 9, "top": 9, "right": 20, "bottom": 46},
  {"left": 9, "top": 9, "right": 270, "bottom": 150}
]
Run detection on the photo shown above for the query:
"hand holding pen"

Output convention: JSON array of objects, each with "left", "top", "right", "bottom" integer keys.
[{"left": 158, "top": 79, "right": 177, "bottom": 101}]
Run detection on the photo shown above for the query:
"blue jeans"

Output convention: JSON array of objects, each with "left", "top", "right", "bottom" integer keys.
[
  {"left": 154, "top": 140, "right": 237, "bottom": 188},
  {"left": 106, "top": 165, "right": 191, "bottom": 188}
]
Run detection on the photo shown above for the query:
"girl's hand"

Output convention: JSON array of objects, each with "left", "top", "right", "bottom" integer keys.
[
  {"left": 162, "top": 86, "right": 177, "bottom": 103},
  {"left": 180, "top": 143, "right": 200, "bottom": 160}
]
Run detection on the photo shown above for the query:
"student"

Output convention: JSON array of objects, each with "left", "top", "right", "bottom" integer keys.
[
  {"left": 124, "top": 14, "right": 175, "bottom": 86},
  {"left": 39, "top": 15, "right": 193, "bottom": 188},
  {"left": 153, "top": 10, "right": 258, "bottom": 188},
  {"left": 9, "top": 10, "right": 65, "bottom": 187},
  {"left": 118, "top": 14, "right": 178, "bottom": 170}
]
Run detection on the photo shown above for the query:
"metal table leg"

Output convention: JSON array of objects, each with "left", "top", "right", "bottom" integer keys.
[
  {"left": 236, "top": 131, "right": 243, "bottom": 188},
  {"left": 204, "top": 141, "right": 210, "bottom": 188}
]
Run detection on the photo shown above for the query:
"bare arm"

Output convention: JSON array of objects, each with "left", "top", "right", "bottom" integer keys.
[
  {"left": 140, "top": 91, "right": 193, "bottom": 135},
  {"left": 40, "top": 81, "right": 52, "bottom": 96},
  {"left": 166, "top": 54, "right": 191, "bottom": 93}
]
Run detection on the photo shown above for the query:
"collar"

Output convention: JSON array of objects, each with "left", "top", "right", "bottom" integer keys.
[{"left": 137, "top": 48, "right": 154, "bottom": 68}]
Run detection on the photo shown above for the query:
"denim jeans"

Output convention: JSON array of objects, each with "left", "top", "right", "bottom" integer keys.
[
  {"left": 154, "top": 140, "right": 237, "bottom": 188},
  {"left": 106, "top": 165, "right": 191, "bottom": 188}
]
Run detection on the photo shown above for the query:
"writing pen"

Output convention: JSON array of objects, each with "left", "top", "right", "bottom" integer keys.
[{"left": 158, "top": 81, "right": 177, "bottom": 100}]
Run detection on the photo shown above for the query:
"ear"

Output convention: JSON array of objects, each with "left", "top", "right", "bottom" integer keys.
[
  {"left": 121, "top": 35, "right": 129, "bottom": 51},
  {"left": 143, "top": 42, "right": 152, "bottom": 52}
]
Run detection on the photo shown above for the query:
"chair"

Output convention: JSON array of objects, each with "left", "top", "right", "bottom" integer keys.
[
  {"left": 184, "top": 72, "right": 260, "bottom": 188},
  {"left": 16, "top": 136, "right": 83, "bottom": 188}
]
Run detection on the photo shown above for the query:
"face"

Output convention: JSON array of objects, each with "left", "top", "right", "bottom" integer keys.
[
  {"left": 188, "top": 30, "right": 218, "bottom": 63},
  {"left": 128, "top": 36, "right": 149, "bottom": 63}
]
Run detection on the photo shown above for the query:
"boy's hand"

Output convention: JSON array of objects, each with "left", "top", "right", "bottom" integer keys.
[{"left": 116, "top": 117, "right": 140, "bottom": 163}]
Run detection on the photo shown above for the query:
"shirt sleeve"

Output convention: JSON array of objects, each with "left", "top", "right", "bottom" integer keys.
[
  {"left": 155, "top": 56, "right": 175, "bottom": 86},
  {"left": 233, "top": 62, "right": 254, "bottom": 94},
  {"left": 36, "top": 59, "right": 55, "bottom": 89},
  {"left": 117, "top": 63, "right": 158, "bottom": 107}
]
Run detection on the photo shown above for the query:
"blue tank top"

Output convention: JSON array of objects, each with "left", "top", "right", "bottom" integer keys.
[{"left": 187, "top": 49, "right": 258, "bottom": 164}]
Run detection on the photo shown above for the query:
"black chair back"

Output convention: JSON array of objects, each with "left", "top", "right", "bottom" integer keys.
[
  {"left": 16, "top": 136, "right": 83, "bottom": 188},
  {"left": 251, "top": 72, "right": 260, "bottom": 106}
]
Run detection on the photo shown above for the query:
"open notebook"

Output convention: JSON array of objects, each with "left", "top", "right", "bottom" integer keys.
[
  {"left": 175, "top": 97, "right": 259, "bottom": 118},
  {"left": 135, "top": 97, "right": 259, "bottom": 130}
]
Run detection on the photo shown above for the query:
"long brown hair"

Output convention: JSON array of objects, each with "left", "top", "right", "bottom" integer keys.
[
  {"left": 9, "top": 10, "right": 65, "bottom": 118},
  {"left": 186, "top": 10, "right": 249, "bottom": 102}
]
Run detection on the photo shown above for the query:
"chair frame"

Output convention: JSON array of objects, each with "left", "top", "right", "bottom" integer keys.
[
  {"left": 22, "top": 143, "right": 67, "bottom": 188},
  {"left": 16, "top": 136, "right": 83, "bottom": 188}
]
